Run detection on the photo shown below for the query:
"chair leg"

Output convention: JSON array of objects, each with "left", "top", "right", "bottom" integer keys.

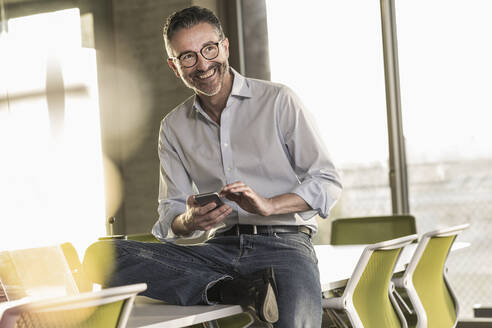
[
  {"left": 202, "top": 320, "right": 220, "bottom": 328},
  {"left": 323, "top": 309, "right": 338, "bottom": 327},
  {"left": 393, "top": 289, "right": 414, "bottom": 316},
  {"left": 324, "top": 309, "right": 350, "bottom": 328}
]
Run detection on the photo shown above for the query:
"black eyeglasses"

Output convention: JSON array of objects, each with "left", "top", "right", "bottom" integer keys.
[{"left": 171, "top": 40, "right": 223, "bottom": 68}]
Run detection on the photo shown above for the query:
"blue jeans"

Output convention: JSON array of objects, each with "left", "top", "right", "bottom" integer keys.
[{"left": 83, "top": 232, "right": 322, "bottom": 328}]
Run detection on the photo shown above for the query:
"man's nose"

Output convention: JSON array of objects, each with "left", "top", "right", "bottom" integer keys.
[{"left": 195, "top": 53, "right": 210, "bottom": 70}]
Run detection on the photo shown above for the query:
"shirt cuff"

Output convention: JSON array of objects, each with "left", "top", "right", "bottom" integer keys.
[
  {"left": 290, "top": 178, "right": 341, "bottom": 218},
  {"left": 152, "top": 203, "right": 205, "bottom": 242}
]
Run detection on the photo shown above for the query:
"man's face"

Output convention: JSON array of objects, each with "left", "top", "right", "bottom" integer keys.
[{"left": 167, "top": 22, "right": 230, "bottom": 97}]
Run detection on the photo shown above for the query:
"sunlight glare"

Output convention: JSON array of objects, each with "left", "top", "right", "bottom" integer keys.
[{"left": 0, "top": 9, "right": 106, "bottom": 255}]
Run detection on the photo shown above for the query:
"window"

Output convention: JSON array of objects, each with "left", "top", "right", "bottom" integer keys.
[
  {"left": 396, "top": 0, "right": 492, "bottom": 316},
  {"left": 0, "top": 9, "right": 106, "bottom": 254},
  {"left": 267, "top": 0, "right": 492, "bottom": 317},
  {"left": 266, "top": 0, "right": 391, "bottom": 243}
]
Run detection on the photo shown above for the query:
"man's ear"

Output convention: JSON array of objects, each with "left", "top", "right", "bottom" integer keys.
[
  {"left": 223, "top": 37, "right": 230, "bottom": 59},
  {"left": 167, "top": 58, "right": 181, "bottom": 78}
]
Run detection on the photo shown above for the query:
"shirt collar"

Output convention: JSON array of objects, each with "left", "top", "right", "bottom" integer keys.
[
  {"left": 192, "top": 67, "right": 252, "bottom": 112},
  {"left": 229, "top": 68, "right": 253, "bottom": 98}
]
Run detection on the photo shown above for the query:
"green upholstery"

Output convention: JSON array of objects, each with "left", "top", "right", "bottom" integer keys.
[
  {"left": 392, "top": 224, "right": 468, "bottom": 328},
  {"left": 323, "top": 234, "right": 416, "bottom": 328},
  {"left": 331, "top": 215, "right": 417, "bottom": 245},
  {"left": 412, "top": 236, "right": 456, "bottom": 328},
  {"left": 84, "top": 234, "right": 157, "bottom": 287},
  {"left": 16, "top": 300, "right": 125, "bottom": 328},
  {"left": 353, "top": 249, "right": 403, "bottom": 328},
  {"left": 60, "top": 242, "right": 92, "bottom": 292},
  {"left": 82, "top": 241, "right": 118, "bottom": 288},
  {"left": 0, "top": 243, "right": 144, "bottom": 328},
  {"left": 126, "top": 233, "right": 160, "bottom": 243}
]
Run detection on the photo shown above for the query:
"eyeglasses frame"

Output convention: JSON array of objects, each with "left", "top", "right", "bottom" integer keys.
[{"left": 170, "top": 39, "right": 224, "bottom": 68}]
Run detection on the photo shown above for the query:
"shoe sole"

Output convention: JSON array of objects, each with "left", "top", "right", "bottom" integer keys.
[{"left": 259, "top": 283, "right": 279, "bottom": 323}]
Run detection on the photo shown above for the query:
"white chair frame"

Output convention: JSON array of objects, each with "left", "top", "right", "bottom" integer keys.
[
  {"left": 323, "top": 234, "right": 417, "bottom": 328},
  {"left": 392, "top": 224, "right": 469, "bottom": 328},
  {"left": 0, "top": 283, "right": 147, "bottom": 328}
]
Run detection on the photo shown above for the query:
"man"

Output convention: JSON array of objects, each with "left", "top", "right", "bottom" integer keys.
[{"left": 85, "top": 6, "right": 342, "bottom": 327}]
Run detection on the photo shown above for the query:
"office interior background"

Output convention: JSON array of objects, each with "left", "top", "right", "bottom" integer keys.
[{"left": 0, "top": 0, "right": 490, "bottom": 320}]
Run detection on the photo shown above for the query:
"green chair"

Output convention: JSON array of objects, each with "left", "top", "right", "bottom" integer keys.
[
  {"left": 323, "top": 234, "right": 417, "bottom": 328},
  {"left": 0, "top": 283, "right": 147, "bottom": 328},
  {"left": 392, "top": 224, "right": 469, "bottom": 328},
  {"left": 0, "top": 243, "right": 146, "bottom": 328},
  {"left": 60, "top": 242, "right": 92, "bottom": 293},
  {"left": 126, "top": 233, "right": 160, "bottom": 243},
  {"left": 330, "top": 215, "right": 417, "bottom": 245}
]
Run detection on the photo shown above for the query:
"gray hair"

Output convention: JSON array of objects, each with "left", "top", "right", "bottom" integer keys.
[{"left": 163, "top": 6, "right": 225, "bottom": 58}]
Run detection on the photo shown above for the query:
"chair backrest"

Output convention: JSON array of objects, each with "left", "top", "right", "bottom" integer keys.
[
  {"left": 0, "top": 283, "right": 147, "bottom": 328},
  {"left": 0, "top": 243, "right": 146, "bottom": 327},
  {"left": 125, "top": 233, "right": 160, "bottom": 243},
  {"left": 331, "top": 215, "right": 417, "bottom": 245},
  {"left": 0, "top": 245, "right": 79, "bottom": 301},
  {"left": 60, "top": 243, "right": 92, "bottom": 293},
  {"left": 400, "top": 224, "right": 469, "bottom": 328},
  {"left": 342, "top": 234, "right": 418, "bottom": 328}
]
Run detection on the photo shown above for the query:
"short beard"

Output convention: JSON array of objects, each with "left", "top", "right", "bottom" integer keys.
[{"left": 184, "top": 61, "right": 229, "bottom": 97}]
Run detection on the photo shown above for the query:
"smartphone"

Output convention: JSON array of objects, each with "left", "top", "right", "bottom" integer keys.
[{"left": 193, "top": 192, "right": 224, "bottom": 208}]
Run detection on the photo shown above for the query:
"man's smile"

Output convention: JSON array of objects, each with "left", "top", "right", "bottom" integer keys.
[{"left": 193, "top": 65, "right": 218, "bottom": 81}]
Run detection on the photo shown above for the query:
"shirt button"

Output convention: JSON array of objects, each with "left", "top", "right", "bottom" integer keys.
[
  {"left": 227, "top": 167, "right": 232, "bottom": 171},
  {"left": 224, "top": 143, "right": 228, "bottom": 147}
]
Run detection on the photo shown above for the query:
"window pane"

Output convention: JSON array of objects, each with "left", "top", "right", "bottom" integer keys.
[
  {"left": 0, "top": 9, "right": 106, "bottom": 255},
  {"left": 396, "top": 0, "right": 492, "bottom": 317},
  {"left": 266, "top": 0, "right": 391, "bottom": 243}
]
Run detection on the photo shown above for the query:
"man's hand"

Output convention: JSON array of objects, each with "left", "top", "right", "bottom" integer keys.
[
  {"left": 220, "top": 181, "right": 274, "bottom": 216},
  {"left": 172, "top": 196, "right": 232, "bottom": 236},
  {"left": 220, "top": 181, "right": 312, "bottom": 217}
]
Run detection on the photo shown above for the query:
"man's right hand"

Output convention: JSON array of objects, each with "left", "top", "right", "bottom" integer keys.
[{"left": 172, "top": 196, "right": 232, "bottom": 236}]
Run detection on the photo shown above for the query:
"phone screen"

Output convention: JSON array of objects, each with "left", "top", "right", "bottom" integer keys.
[{"left": 193, "top": 192, "right": 224, "bottom": 207}]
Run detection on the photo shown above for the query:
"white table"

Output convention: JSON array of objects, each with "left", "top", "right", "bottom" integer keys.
[
  {"left": 128, "top": 297, "right": 242, "bottom": 328},
  {"left": 127, "top": 242, "right": 469, "bottom": 328},
  {"left": 315, "top": 241, "right": 469, "bottom": 291}
]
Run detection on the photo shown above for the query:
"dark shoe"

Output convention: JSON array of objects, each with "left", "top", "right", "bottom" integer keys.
[{"left": 217, "top": 267, "right": 279, "bottom": 323}]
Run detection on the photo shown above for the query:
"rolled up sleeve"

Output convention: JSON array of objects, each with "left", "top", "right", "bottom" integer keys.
[
  {"left": 277, "top": 86, "right": 343, "bottom": 218},
  {"left": 151, "top": 120, "right": 205, "bottom": 242}
]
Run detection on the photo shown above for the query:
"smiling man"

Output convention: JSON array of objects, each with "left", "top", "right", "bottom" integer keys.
[
  {"left": 168, "top": 23, "right": 230, "bottom": 98},
  {"left": 84, "top": 6, "right": 342, "bottom": 327}
]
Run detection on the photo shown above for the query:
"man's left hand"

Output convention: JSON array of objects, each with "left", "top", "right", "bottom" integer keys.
[{"left": 219, "top": 181, "right": 274, "bottom": 216}]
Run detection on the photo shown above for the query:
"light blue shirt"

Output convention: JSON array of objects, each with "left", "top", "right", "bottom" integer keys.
[{"left": 152, "top": 69, "right": 342, "bottom": 242}]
